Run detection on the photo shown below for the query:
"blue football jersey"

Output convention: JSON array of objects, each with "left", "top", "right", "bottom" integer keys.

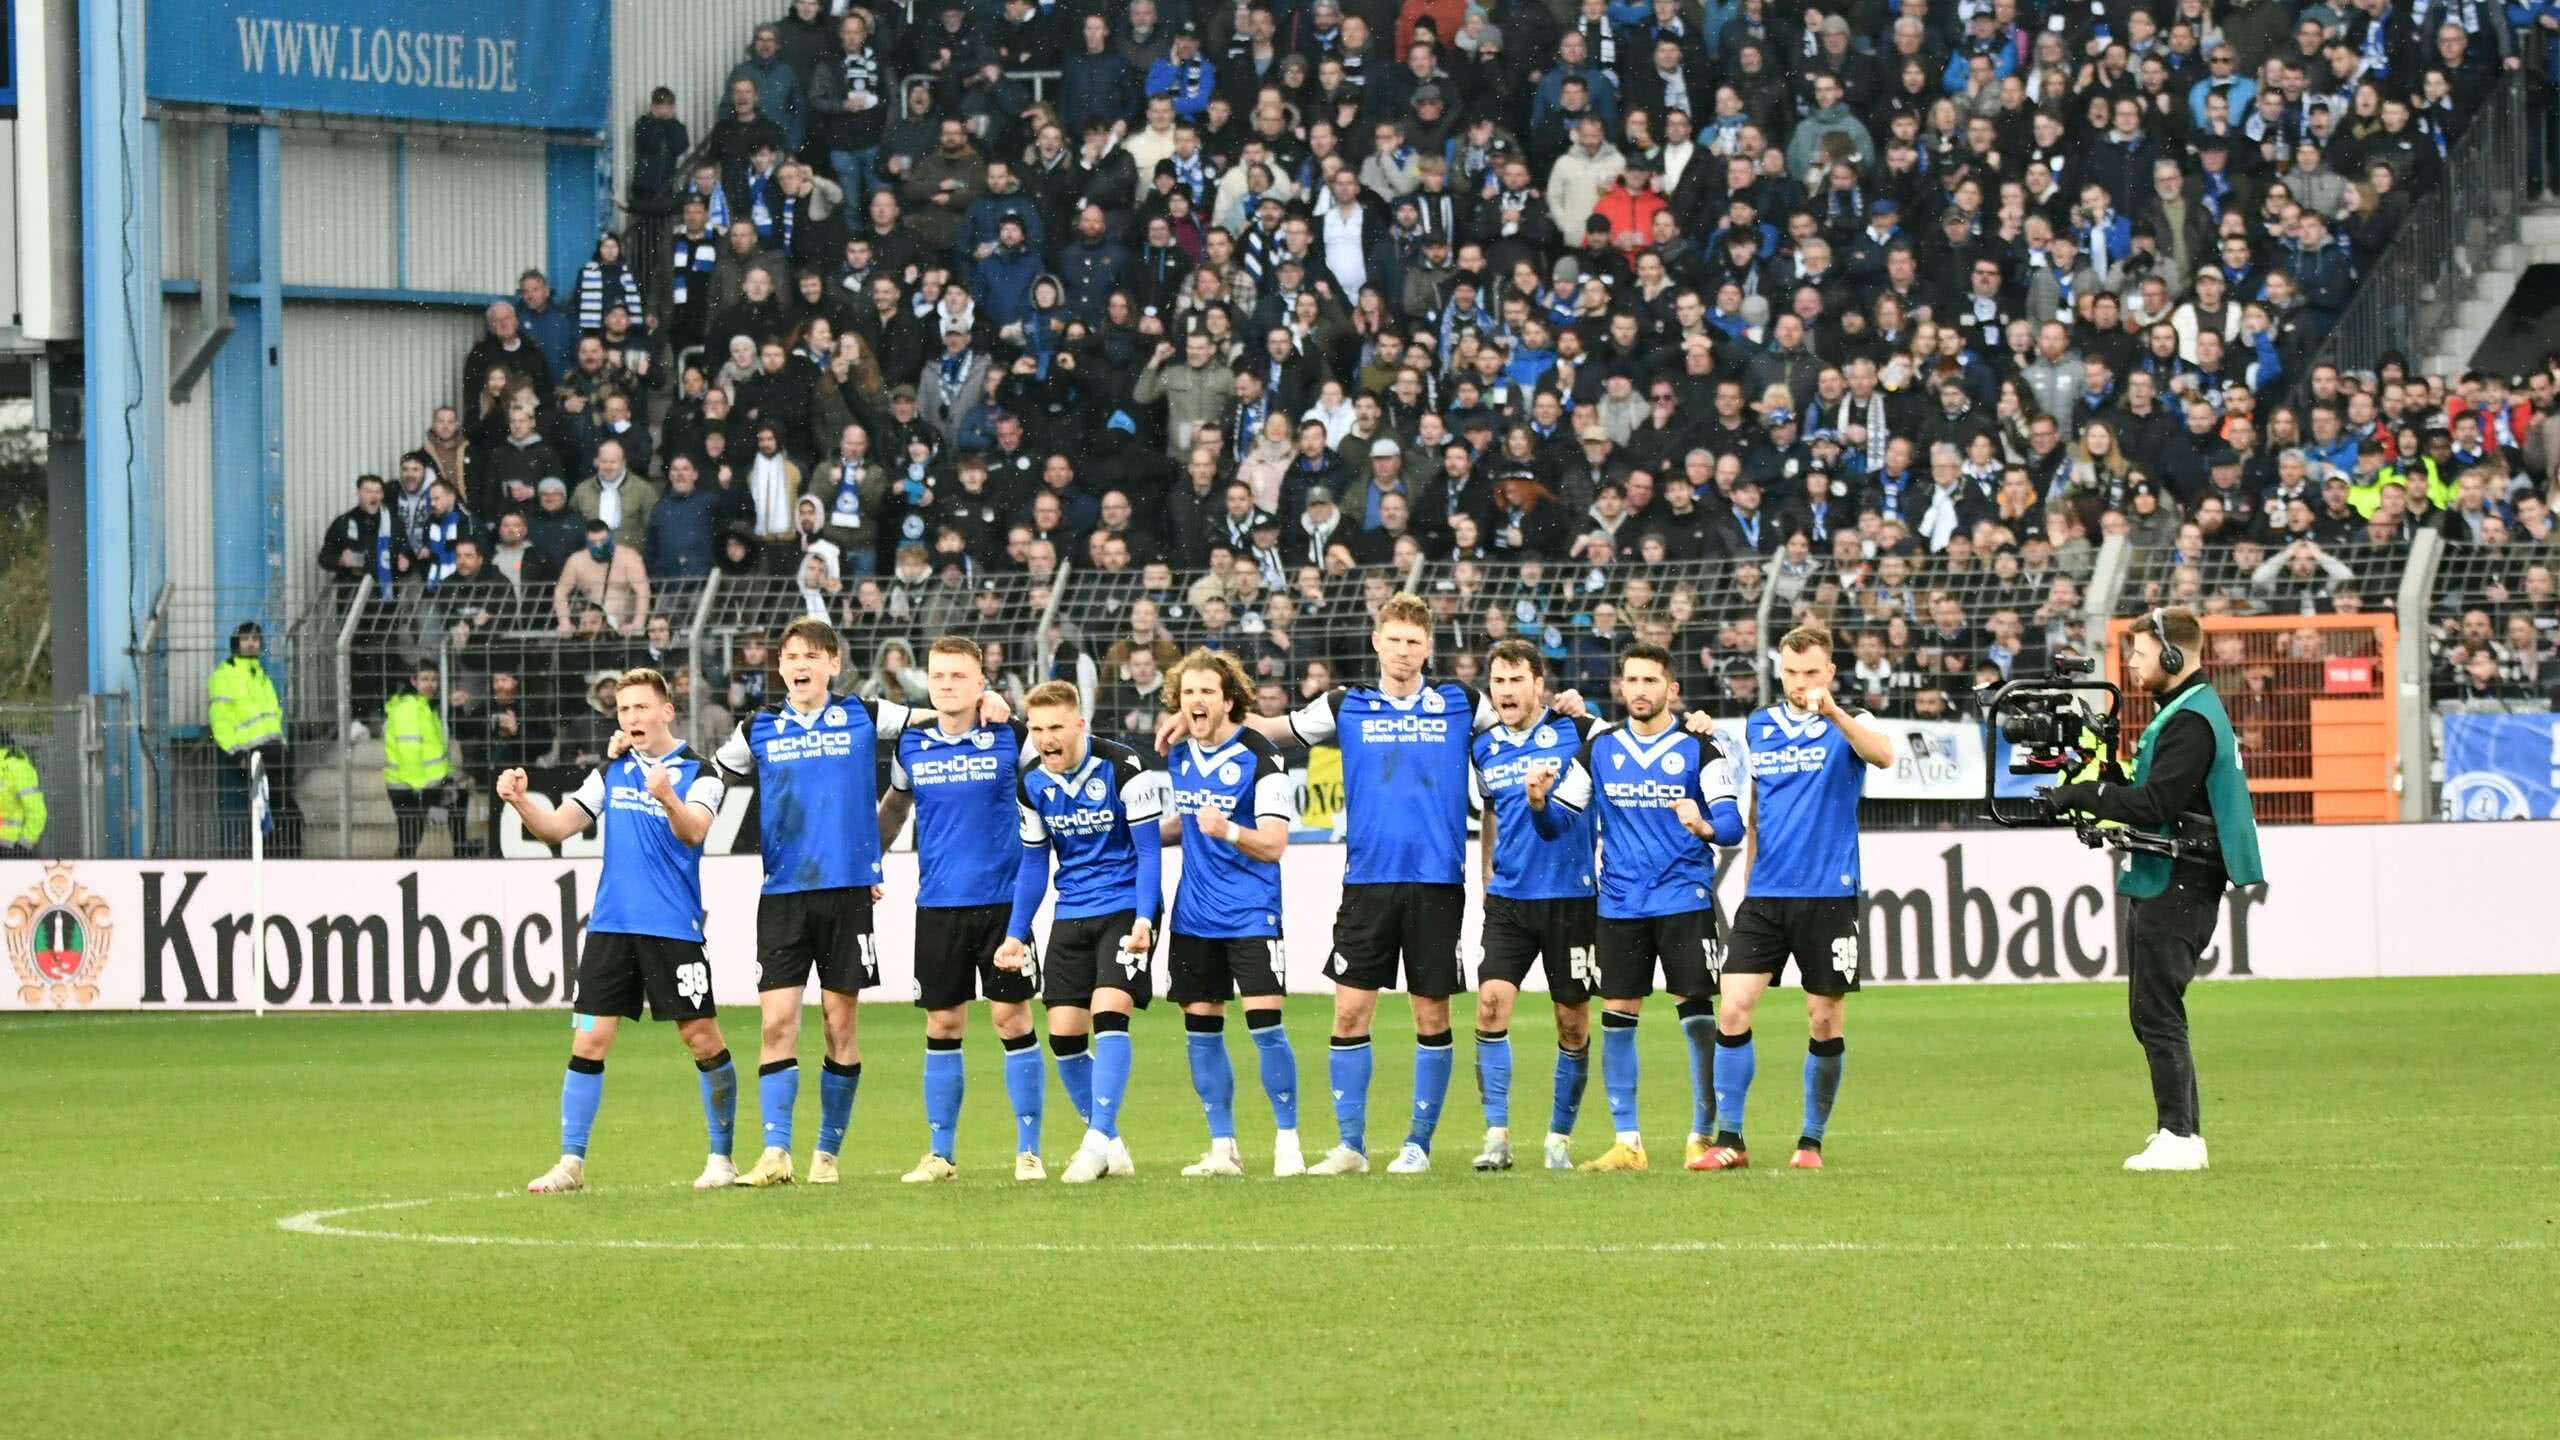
[
  {"left": 1471, "top": 709, "right": 1596, "bottom": 901},
  {"left": 891, "top": 718, "right": 1033, "bottom": 908},
  {"left": 569, "top": 745, "right": 727, "bottom": 941},
  {"left": 1168, "top": 727, "right": 1294, "bottom": 938},
  {"left": 1289, "top": 680, "right": 1499, "bottom": 888},
  {"left": 1017, "top": 737, "right": 1168, "bottom": 920},
  {"left": 1552, "top": 723, "right": 1740, "bottom": 920},
  {"left": 1744, "top": 704, "right": 1868, "bottom": 897},
  {"left": 717, "top": 697, "right": 917, "bottom": 894}
]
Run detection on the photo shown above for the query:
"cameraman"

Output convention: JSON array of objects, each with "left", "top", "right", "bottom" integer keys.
[{"left": 2044, "top": 607, "right": 2264, "bottom": 1173}]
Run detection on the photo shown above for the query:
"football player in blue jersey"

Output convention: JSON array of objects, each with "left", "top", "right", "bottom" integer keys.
[
  {"left": 997, "top": 682, "right": 1168, "bottom": 1185},
  {"left": 715, "top": 617, "right": 1009, "bottom": 1188},
  {"left": 1540, "top": 642, "right": 1746, "bottom": 1172},
  {"left": 874, "top": 636, "right": 1048, "bottom": 1183},
  {"left": 1160, "top": 593, "right": 1588, "bottom": 1177},
  {"left": 1466, "top": 639, "right": 1602, "bottom": 1173},
  {"left": 1158, "top": 649, "right": 1304, "bottom": 1179},
  {"left": 502, "top": 669, "right": 737, "bottom": 1195},
  {"left": 1694, "top": 625, "right": 1892, "bottom": 1173}
]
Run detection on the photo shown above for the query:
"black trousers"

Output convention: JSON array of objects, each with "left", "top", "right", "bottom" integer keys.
[
  {"left": 387, "top": 782, "right": 470, "bottom": 859},
  {"left": 2125, "top": 874, "right": 2222, "bottom": 1137}
]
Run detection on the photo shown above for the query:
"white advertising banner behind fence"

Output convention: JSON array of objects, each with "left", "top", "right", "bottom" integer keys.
[{"left": 7, "top": 823, "right": 2557, "bottom": 1012}]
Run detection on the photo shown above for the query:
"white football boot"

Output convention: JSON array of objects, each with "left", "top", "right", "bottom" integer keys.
[
  {"left": 1471, "top": 1128, "right": 1514, "bottom": 1171},
  {"left": 1182, "top": 1138, "right": 1245, "bottom": 1177},
  {"left": 692, "top": 1153, "right": 739, "bottom": 1190},
  {"left": 526, "top": 1156, "right": 585, "bottom": 1194},
  {"left": 1271, "top": 1128, "right": 1307, "bottom": 1177},
  {"left": 1307, "top": 1144, "right": 1370, "bottom": 1175},
  {"left": 1385, "top": 1141, "right": 1433, "bottom": 1174}
]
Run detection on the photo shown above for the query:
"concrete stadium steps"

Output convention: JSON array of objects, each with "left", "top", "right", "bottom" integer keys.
[
  {"left": 292, "top": 736, "right": 488, "bottom": 859},
  {"left": 2422, "top": 204, "right": 2560, "bottom": 377}
]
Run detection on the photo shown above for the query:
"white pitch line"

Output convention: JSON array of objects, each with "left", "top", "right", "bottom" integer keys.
[{"left": 274, "top": 1192, "right": 2556, "bottom": 1257}]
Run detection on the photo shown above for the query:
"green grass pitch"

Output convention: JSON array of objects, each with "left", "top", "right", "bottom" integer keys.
[{"left": 8, "top": 977, "right": 2556, "bottom": 1437}]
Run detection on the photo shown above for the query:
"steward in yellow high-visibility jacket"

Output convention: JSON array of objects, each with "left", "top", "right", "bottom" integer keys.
[
  {"left": 208, "top": 622, "right": 303, "bottom": 856},
  {"left": 0, "top": 732, "right": 43, "bottom": 855},
  {"left": 383, "top": 658, "right": 472, "bottom": 859}
]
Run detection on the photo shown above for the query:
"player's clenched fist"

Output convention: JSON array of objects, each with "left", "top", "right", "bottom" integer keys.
[
  {"left": 994, "top": 936, "right": 1031, "bottom": 972},
  {"left": 1524, "top": 762, "right": 1559, "bottom": 808},
  {"left": 645, "top": 762, "right": 679, "bottom": 806},
  {"left": 495, "top": 768, "right": 529, "bottom": 804},
  {"left": 1197, "top": 804, "right": 1233, "bottom": 842}
]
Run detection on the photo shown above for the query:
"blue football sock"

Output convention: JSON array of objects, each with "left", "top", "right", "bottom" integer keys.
[
  {"left": 698, "top": 1051, "right": 737, "bottom": 1157},
  {"left": 1002, "top": 1034, "right": 1045, "bottom": 1155},
  {"left": 1248, "top": 1013, "right": 1298, "bottom": 1131},
  {"left": 1475, "top": 1029, "right": 1513, "bottom": 1131},
  {"left": 1713, "top": 1029, "right": 1756, "bottom": 1142},
  {"left": 1408, "top": 1031, "right": 1455, "bottom": 1149},
  {"left": 1186, "top": 1016, "right": 1237, "bottom": 1141},
  {"left": 1679, "top": 1007, "right": 1718, "bottom": 1136},
  {"left": 1550, "top": 1044, "right": 1589, "bottom": 1136},
  {"left": 560, "top": 1058, "right": 603, "bottom": 1158},
  {"left": 757, "top": 1060, "right": 798, "bottom": 1152},
  {"left": 817, "top": 1059, "right": 860, "bottom": 1156},
  {"left": 1051, "top": 1034, "right": 1094, "bottom": 1125},
  {"left": 923, "top": 1040, "right": 964, "bottom": 1161},
  {"left": 1803, "top": 1038, "right": 1846, "bottom": 1145},
  {"left": 1600, "top": 1010, "right": 1641, "bottom": 1136},
  {"left": 1091, "top": 1017, "right": 1133, "bottom": 1141},
  {"left": 1329, "top": 1036, "right": 1373, "bottom": 1153}
]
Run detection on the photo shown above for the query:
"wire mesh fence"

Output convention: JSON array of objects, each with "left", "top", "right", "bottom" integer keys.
[
  {"left": 2425, "top": 539, "right": 2560, "bottom": 709},
  {"left": 0, "top": 698, "right": 125, "bottom": 860},
  {"left": 2114, "top": 537, "right": 2415, "bottom": 623}
]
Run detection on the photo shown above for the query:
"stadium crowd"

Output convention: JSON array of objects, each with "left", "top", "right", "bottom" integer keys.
[{"left": 302, "top": 0, "right": 2560, "bottom": 811}]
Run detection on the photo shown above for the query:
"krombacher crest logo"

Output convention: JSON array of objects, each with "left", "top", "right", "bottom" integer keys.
[{"left": 8, "top": 864, "right": 113, "bottom": 1007}]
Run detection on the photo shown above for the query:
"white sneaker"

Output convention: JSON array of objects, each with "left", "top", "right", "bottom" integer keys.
[
  {"left": 1061, "top": 1130, "right": 1112, "bottom": 1184},
  {"left": 1307, "top": 1144, "right": 1370, "bottom": 1175},
  {"left": 1543, "top": 1134, "right": 1574, "bottom": 1170},
  {"left": 1182, "top": 1138, "right": 1245, "bottom": 1177},
  {"left": 527, "top": 1156, "right": 585, "bottom": 1194},
  {"left": 1271, "top": 1128, "right": 1307, "bottom": 1177},
  {"left": 692, "top": 1153, "right": 739, "bottom": 1190},
  {"left": 1471, "top": 1128, "right": 1514, "bottom": 1171},
  {"left": 2124, "top": 1130, "right": 2210, "bottom": 1172},
  {"left": 1386, "top": 1141, "right": 1432, "bottom": 1174},
  {"left": 1106, "top": 1135, "right": 1136, "bottom": 1177}
]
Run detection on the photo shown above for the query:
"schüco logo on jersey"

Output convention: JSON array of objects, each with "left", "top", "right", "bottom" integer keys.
[
  {"left": 1357, "top": 713, "right": 1451, "bottom": 742},
  {"left": 1602, "top": 779, "right": 1694, "bottom": 806},
  {"left": 1748, "top": 744, "right": 1830, "bottom": 774},
  {"left": 7, "top": 864, "right": 114, "bottom": 1007},
  {"left": 907, "top": 752, "right": 1004, "bottom": 785}
]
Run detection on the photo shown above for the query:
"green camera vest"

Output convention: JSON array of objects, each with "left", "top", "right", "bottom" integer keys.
[{"left": 2117, "top": 680, "right": 2266, "bottom": 899}]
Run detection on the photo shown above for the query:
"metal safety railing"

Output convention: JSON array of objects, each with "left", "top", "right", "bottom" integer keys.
[{"left": 2293, "top": 66, "right": 2530, "bottom": 400}]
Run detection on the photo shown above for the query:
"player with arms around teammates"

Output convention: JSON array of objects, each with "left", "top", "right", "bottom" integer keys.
[
  {"left": 1164, "top": 592, "right": 1585, "bottom": 1176},
  {"left": 999, "top": 682, "right": 1169, "bottom": 1185},
  {"left": 503, "top": 668, "right": 739, "bottom": 1194},
  {"left": 1158, "top": 649, "right": 1304, "bottom": 1179},
  {"left": 1540, "top": 643, "right": 1745, "bottom": 1172},
  {"left": 873, "top": 637, "right": 1050, "bottom": 1183},
  {"left": 713, "top": 616, "right": 1007, "bottom": 1188},
  {"left": 1465, "top": 639, "right": 1603, "bottom": 1173},
  {"left": 1696, "top": 626, "right": 1892, "bottom": 1172}
]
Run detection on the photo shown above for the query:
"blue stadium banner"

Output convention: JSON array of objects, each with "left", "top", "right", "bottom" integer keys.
[
  {"left": 145, "top": 0, "right": 608, "bottom": 132},
  {"left": 2439, "top": 713, "right": 2560, "bottom": 820}
]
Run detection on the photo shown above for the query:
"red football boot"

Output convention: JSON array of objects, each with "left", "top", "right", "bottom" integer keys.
[
  {"left": 1686, "top": 1143, "right": 1749, "bottom": 1171},
  {"left": 1788, "top": 1147, "right": 1823, "bottom": 1170}
]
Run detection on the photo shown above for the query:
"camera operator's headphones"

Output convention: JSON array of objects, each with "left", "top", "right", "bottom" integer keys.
[{"left": 2146, "top": 609, "right": 2186, "bottom": 674}]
